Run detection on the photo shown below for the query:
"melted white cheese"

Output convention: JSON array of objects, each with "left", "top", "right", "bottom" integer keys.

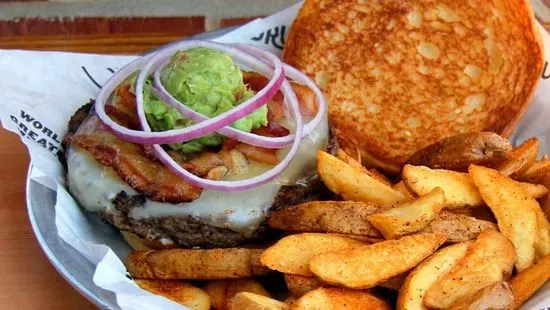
[{"left": 67, "top": 115, "right": 328, "bottom": 236}]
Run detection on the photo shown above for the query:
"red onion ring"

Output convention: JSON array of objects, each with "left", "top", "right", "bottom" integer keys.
[
  {"left": 151, "top": 45, "right": 327, "bottom": 149},
  {"left": 94, "top": 40, "right": 314, "bottom": 191},
  {"left": 95, "top": 40, "right": 285, "bottom": 144}
]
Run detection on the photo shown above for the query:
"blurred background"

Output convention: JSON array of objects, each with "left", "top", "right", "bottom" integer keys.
[
  {"left": 0, "top": 0, "right": 549, "bottom": 54},
  {"left": 0, "top": 0, "right": 297, "bottom": 54}
]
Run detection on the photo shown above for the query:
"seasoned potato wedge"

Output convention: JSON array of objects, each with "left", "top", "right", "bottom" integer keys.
[
  {"left": 204, "top": 279, "right": 270, "bottom": 310},
  {"left": 267, "top": 201, "right": 388, "bottom": 237},
  {"left": 448, "top": 281, "right": 514, "bottom": 310},
  {"left": 402, "top": 165, "right": 483, "bottom": 208},
  {"left": 292, "top": 288, "right": 391, "bottom": 310},
  {"left": 393, "top": 181, "right": 416, "bottom": 201},
  {"left": 422, "top": 211, "right": 497, "bottom": 243},
  {"left": 532, "top": 204, "right": 550, "bottom": 259},
  {"left": 424, "top": 230, "right": 516, "bottom": 309},
  {"left": 397, "top": 242, "right": 471, "bottom": 310},
  {"left": 519, "top": 182, "right": 548, "bottom": 199},
  {"left": 318, "top": 151, "right": 407, "bottom": 205},
  {"left": 126, "top": 248, "right": 269, "bottom": 279},
  {"left": 337, "top": 149, "right": 392, "bottom": 186},
  {"left": 284, "top": 274, "right": 323, "bottom": 296},
  {"left": 378, "top": 273, "right": 407, "bottom": 291},
  {"left": 134, "top": 279, "right": 211, "bottom": 310},
  {"left": 497, "top": 137, "right": 539, "bottom": 177},
  {"left": 470, "top": 165, "right": 538, "bottom": 271},
  {"left": 517, "top": 160, "right": 550, "bottom": 183},
  {"left": 509, "top": 254, "right": 550, "bottom": 309},
  {"left": 406, "top": 132, "right": 512, "bottom": 172},
  {"left": 229, "top": 292, "right": 288, "bottom": 310},
  {"left": 367, "top": 188, "right": 446, "bottom": 239},
  {"left": 260, "top": 233, "right": 366, "bottom": 276},
  {"left": 309, "top": 233, "right": 446, "bottom": 289}
]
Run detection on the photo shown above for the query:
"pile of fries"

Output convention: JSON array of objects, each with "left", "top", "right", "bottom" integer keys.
[{"left": 124, "top": 133, "right": 550, "bottom": 310}]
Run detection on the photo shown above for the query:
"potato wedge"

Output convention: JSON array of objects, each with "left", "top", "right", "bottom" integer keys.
[
  {"left": 310, "top": 233, "right": 446, "bottom": 289},
  {"left": 318, "top": 151, "right": 407, "bottom": 205},
  {"left": 367, "top": 188, "right": 446, "bottom": 239},
  {"left": 517, "top": 160, "right": 550, "bottom": 183},
  {"left": 532, "top": 204, "right": 550, "bottom": 259},
  {"left": 397, "top": 242, "right": 471, "bottom": 310},
  {"left": 337, "top": 149, "right": 392, "bottom": 186},
  {"left": 422, "top": 211, "right": 497, "bottom": 243},
  {"left": 267, "top": 201, "right": 388, "bottom": 237},
  {"left": 509, "top": 254, "right": 550, "bottom": 309},
  {"left": 260, "top": 233, "right": 366, "bottom": 276},
  {"left": 292, "top": 288, "right": 391, "bottom": 310},
  {"left": 406, "top": 132, "right": 512, "bottom": 172},
  {"left": 134, "top": 279, "right": 210, "bottom": 310},
  {"left": 126, "top": 248, "right": 269, "bottom": 279},
  {"left": 379, "top": 273, "right": 407, "bottom": 291},
  {"left": 470, "top": 165, "right": 537, "bottom": 271},
  {"left": 424, "top": 230, "right": 516, "bottom": 309},
  {"left": 393, "top": 180, "right": 415, "bottom": 201},
  {"left": 448, "top": 281, "right": 514, "bottom": 310},
  {"left": 204, "top": 279, "right": 270, "bottom": 310},
  {"left": 496, "top": 137, "right": 539, "bottom": 177},
  {"left": 518, "top": 181, "right": 548, "bottom": 199},
  {"left": 402, "top": 165, "right": 483, "bottom": 208},
  {"left": 284, "top": 274, "right": 323, "bottom": 296},
  {"left": 229, "top": 292, "right": 288, "bottom": 310},
  {"left": 543, "top": 178, "right": 550, "bottom": 218}
]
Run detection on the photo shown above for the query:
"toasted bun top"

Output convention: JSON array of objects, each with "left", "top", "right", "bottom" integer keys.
[{"left": 283, "top": 0, "right": 544, "bottom": 173}]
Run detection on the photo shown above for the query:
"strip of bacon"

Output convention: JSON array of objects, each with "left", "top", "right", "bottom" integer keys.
[
  {"left": 72, "top": 116, "right": 201, "bottom": 203},
  {"left": 235, "top": 143, "right": 279, "bottom": 166}
]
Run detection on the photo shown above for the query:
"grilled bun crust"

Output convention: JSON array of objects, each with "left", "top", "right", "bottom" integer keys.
[{"left": 283, "top": 0, "right": 544, "bottom": 173}]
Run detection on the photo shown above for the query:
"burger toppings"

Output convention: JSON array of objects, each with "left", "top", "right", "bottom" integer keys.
[{"left": 94, "top": 41, "right": 327, "bottom": 192}]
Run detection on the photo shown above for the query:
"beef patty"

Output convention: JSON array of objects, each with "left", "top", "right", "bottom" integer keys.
[{"left": 63, "top": 102, "right": 337, "bottom": 248}]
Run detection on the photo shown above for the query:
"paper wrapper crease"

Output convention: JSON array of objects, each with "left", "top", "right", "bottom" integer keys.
[{"left": 0, "top": 2, "right": 548, "bottom": 309}]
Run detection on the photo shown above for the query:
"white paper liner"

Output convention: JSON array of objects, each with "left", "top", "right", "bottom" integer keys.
[{"left": 0, "top": 2, "right": 549, "bottom": 309}]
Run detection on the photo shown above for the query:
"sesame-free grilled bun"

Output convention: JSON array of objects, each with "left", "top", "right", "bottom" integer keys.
[{"left": 283, "top": 0, "right": 544, "bottom": 174}]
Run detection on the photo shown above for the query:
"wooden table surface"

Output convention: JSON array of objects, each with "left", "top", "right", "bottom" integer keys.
[{"left": 0, "top": 34, "right": 186, "bottom": 309}]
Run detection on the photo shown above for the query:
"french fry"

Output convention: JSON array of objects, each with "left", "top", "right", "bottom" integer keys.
[
  {"left": 134, "top": 279, "right": 211, "bottom": 310},
  {"left": 393, "top": 180, "right": 416, "bottom": 201},
  {"left": 309, "top": 233, "right": 446, "bottom": 289},
  {"left": 204, "top": 279, "right": 270, "bottom": 310},
  {"left": 367, "top": 188, "right": 446, "bottom": 239},
  {"left": 379, "top": 273, "right": 407, "bottom": 291},
  {"left": 397, "top": 242, "right": 471, "bottom": 310},
  {"left": 317, "top": 151, "right": 407, "bottom": 205},
  {"left": 496, "top": 137, "right": 539, "bottom": 177},
  {"left": 470, "top": 165, "right": 538, "bottom": 271},
  {"left": 292, "top": 288, "right": 391, "bottom": 310},
  {"left": 421, "top": 211, "right": 497, "bottom": 243},
  {"left": 337, "top": 149, "right": 392, "bottom": 186},
  {"left": 532, "top": 204, "right": 550, "bottom": 259},
  {"left": 229, "top": 292, "right": 288, "bottom": 310},
  {"left": 284, "top": 274, "right": 323, "bottom": 296},
  {"left": 518, "top": 182, "right": 548, "bottom": 199},
  {"left": 543, "top": 178, "right": 550, "bottom": 218},
  {"left": 406, "top": 132, "right": 512, "bottom": 172},
  {"left": 402, "top": 165, "right": 483, "bottom": 208},
  {"left": 424, "top": 230, "right": 516, "bottom": 309},
  {"left": 517, "top": 160, "right": 550, "bottom": 183},
  {"left": 448, "top": 281, "right": 514, "bottom": 310},
  {"left": 267, "top": 201, "right": 388, "bottom": 237},
  {"left": 260, "top": 233, "right": 366, "bottom": 276},
  {"left": 509, "top": 254, "right": 550, "bottom": 309},
  {"left": 126, "top": 248, "right": 269, "bottom": 279}
]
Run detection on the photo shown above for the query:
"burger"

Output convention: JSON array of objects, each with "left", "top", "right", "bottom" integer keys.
[{"left": 63, "top": 42, "right": 330, "bottom": 250}]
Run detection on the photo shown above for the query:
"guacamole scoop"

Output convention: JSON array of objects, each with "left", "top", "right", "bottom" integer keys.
[{"left": 143, "top": 47, "right": 268, "bottom": 153}]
